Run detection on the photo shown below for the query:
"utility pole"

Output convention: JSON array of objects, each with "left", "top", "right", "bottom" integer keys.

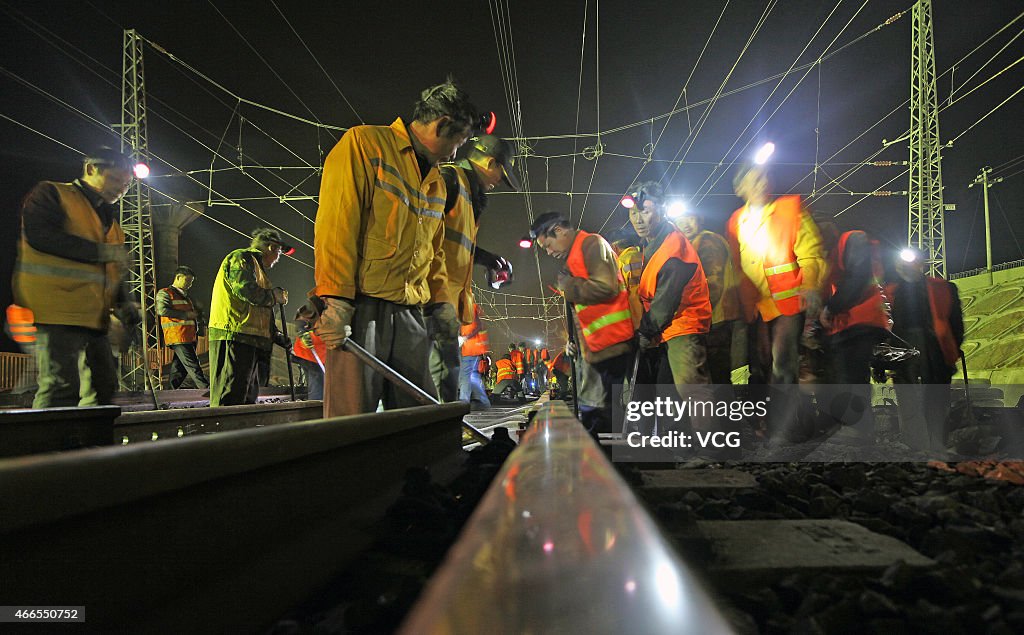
[
  {"left": 968, "top": 166, "right": 1004, "bottom": 282},
  {"left": 908, "top": 0, "right": 947, "bottom": 278},
  {"left": 117, "top": 29, "right": 161, "bottom": 392}
]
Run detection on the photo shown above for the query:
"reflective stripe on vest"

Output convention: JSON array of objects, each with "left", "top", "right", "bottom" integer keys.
[
  {"left": 496, "top": 359, "right": 516, "bottom": 382},
  {"left": 638, "top": 228, "right": 712, "bottom": 341},
  {"left": 159, "top": 287, "right": 198, "bottom": 345},
  {"left": 827, "top": 231, "right": 891, "bottom": 335},
  {"left": 6, "top": 304, "right": 36, "bottom": 344},
  {"left": 440, "top": 166, "right": 478, "bottom": 323},
  {"left": 13, "top": 182, "right": 124, "bottom": 330},
  {"left": 728, "top": 195, "right": 805, "bottom": 316},
  {"left": 566, "top": 230, "right": 635, "bottom": 353}
]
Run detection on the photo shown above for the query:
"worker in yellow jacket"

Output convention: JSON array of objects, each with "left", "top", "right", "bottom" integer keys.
[
  {"left": 313, "top": 80, "right": 481, "bottom": 416},
  {"left": 13, "top": 147, "right": 139, "bottom": 408}
]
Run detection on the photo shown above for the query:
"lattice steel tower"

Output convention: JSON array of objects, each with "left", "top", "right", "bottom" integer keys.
[
  {"left": 118, "top": 29, "right": 161, "bottom": 390},
  {"left": 908, "top": 0, "right": 946, "bottom": 277}
]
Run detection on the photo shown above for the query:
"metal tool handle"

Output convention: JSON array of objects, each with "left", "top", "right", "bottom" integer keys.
[
  {"left": 278, "top": 303, "right": 296, "bottom": 401},
  {"left": 564, "top": 297, "right": 580, "bottom": 419}
]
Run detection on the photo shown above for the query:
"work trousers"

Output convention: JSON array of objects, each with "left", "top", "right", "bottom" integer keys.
[
  {"left": 33, "top": 323, "right": 118, "bottom": 408},
  {"left": 429, "top": 337, "right": 460, "bottom": 402},
  {"left": 706, "top": 320, "right": 735, "bottom": 385},
  {"left": 323, "top": 296, "right": 436, "bottom": 417},
  {"left": 893, "top": 327, "right": 954, "bottom": 452},
  {"left": 820, "top": 326, "right": 888, "bottom": 439},
  {"left": 630, "top": 334, "right": 712, "bottom": 435},
  {"left": 577, "top": 350, "right": 632, "bottom": 435},
  {"left": 168, "top": 342, "right": 209, "bottom": 389},
  {"left": 209, "top": 339, "right": 262, "bottom": 406},
  {"left": 459, "top": 354, "right": 490, "bottom": 407},
  {"left": 296, "top": 358, "right": 324, "bottom": 400}
]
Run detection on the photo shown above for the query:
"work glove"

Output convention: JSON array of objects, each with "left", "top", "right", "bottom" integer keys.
[
  {"left": 426, "top": 302, "right": 460, "bottom": 343},
  {"left": 565, "top": 340, "right": 578, "bottom": 359},
  {"left": 316, "top": 297, "right": 355, "bottom": 350},
  {"left": 272, "top": 287, "right": 289, "bottom": 305},
  {"left": 801, "top": 289, "right": 822, "bottom": 319},
  {"left": 98, "top": 243, "right": 131, "bottom": 270},
  {"left": 272, "top": 329, "right": 291, "bottom": 350},
  {"left": 114, "top": 301, "right": 141, "bottom": 326},
  {"left": 299, "top": 332, "right": 314, "bottom": 349},
  {"left": 486, "top": 256, "right": 514, "bottom": 289}
]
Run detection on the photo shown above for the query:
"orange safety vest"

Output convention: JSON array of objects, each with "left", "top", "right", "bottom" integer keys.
[
  {"left": 293, "top": 330, "right": 327, "bottom": 365},
  {"left": 5, "top": 304, "right": 36, "bottom": 344},
  {"left": 617, "top": 246, "right": 645, "bottom": 328},
  {"left": 566, "top": 230, "right": 635, "bottom": 353},
  {"left": 548, "top": 350, "right": 570, "bottom": 374},
  {"left": 826, "top": 231, "right": 891, "bottom": 336},
  {"left": 885, "top": 277, "right": 960, "bottom": 367},
  {"left": 510, "top": 349, "right": 525, "bottom": 374},
  {"left": 477, "top": 355, "right": 490, "bottom": 375},
  {"left": 638, "top": 229, "right": 712, "bottom": 341},
  {"left": 496, "top": 358, "right": 516, "bottom": 382},
  {"left": 460, "top": 305, "right": 489, "bottom": 357},
  {"left": 540, "top": 348, "right": 549, "bottom": 361},
  {"left": 727, "top": 195, "right": 805, "bottom": 317},
  {"left": 159, "top": 287, "right": 198, "bottom": 345}
]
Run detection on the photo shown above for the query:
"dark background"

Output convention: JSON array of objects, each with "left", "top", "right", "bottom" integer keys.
[{"left": 1, "top": 0, "right": 1021, "bottom": 354}]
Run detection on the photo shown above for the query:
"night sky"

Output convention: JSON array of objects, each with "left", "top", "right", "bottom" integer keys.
[{"left": 1, "top": 0, "right": 1021, "bottom": 354}]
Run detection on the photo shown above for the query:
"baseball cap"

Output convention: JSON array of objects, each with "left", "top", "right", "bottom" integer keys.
[
  {"left": 251, "top": 228, "right": 295, "bottom": 256},
  {"left": 470, "top": 135, "right": 521, "bottom": 191}
]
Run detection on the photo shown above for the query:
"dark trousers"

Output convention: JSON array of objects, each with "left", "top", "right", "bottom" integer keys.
[
  {"left": 429, "top": 338, "right": 460, "bottom": 402},
  {"left": 580, "top": 351, "right": 633, "bottom": 434},
  {"left": 706, "top": 320, "right": 735, "bottom": 385},
  {"left": 33, "top": 323, "right": 118, "bottom": 408},
  {"left": 323, "top": 296, "right": 436, "bottom": 417},
  {"left": 820, "top": 327, "right": 888, "bottom": 436},
  {"left": 894, "top": 327, "right": 954, "bottom": 451},
  {"left": 748, "top": 313, "right": 806, "bottom": 440},
  {"left": 209, "top": 339, "right": 262, "bottom": 406},
  {"left": 296, "top": 358, "right": 324, "bottom": 400},
  {"left": 168, "top": 342, "right": 209, "bottom": 389}
]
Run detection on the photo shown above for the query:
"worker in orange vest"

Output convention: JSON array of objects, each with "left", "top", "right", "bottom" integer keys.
[
  {"left": 156, "top": 265, "right": 209, "bottom": 390},
  {"left": 5, "top": 304, "right": 36, "bottom": 353},
  {"left": 531, "top": 212, "right": 634, "bottom": 434},
  {"left": 726, "top": 163, "right": 825, "bottom": 442},
  {"left": 292, "top": 304, "right": 327, "bottom": 400},
  {"left": 493, "top": 353, "right": 519, "bottom": 398},
  {"left": 886, "top": 248, "right": 964, "bottom": 452},
  {"left": 458, "top": 304, "right": 490, "bottom": 408}
]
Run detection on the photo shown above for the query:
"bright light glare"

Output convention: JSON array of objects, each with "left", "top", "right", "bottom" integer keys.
[
  {"left": 534, "top": 339, "right": 541, "bottom": 346},
  {"left": 654, "top": 561, "right": 681, "bottom": 609},
  {"left": 900, "top": 248, "right": 918, "bottom": 263},
  {"left": 133, "top": 162, "right": 150, "bottom": 179},
  {"left": 620, "top": 195, "right": 636, "bottom": 209},
  {"left": 754, "top": 142, "right": 775, "bottom": 165},
  {"left": 519, "top": 238, "right": 533, "bottom": 249},
  {"left": 666, "top": 200, "right": 687, "bottom": 219}
]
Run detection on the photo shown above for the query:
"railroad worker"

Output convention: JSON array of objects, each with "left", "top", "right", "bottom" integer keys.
[
  {"left": 818, "top": 230, "right": 891, "bottom": 438},
  {"left": 886, "top": 248, "right": 964, "bottom": 452},
  {"left": 458, "top": 304, "right": 490, "bottom": 409},
  {"left": 292, "top": 304, "right": 326, "bottom": 400},
  {"left": 157, "top": 265, "right": 209, "bottom": 390},
  {"left": 726, "top": 163, "right": 825, "bottom": 441},
  {"left": 531, "top": 212, "right": 634, "bottom": 434},
  {"left": 626, "top": 182, "right": 712, "bottom": 435},
  {"left": 509, "top": 342, "right": 525, "bottom": 382},
  {"left": 13, "top": 147, "right": 140, "bottom": 408},
  {"left": 611, "top": 233, "right": 645, "bottom": 329},
  {"left": 674, "top": 208, "right": 741, "bottom": 384},
  {"left": 208, "top": 228, "right": 291, "bottom": 406},
  {"left": 492, "top": 352, "right": 519, "bottom": 399},
  {"left": 431, "top": 134, "right": 518, "bottom": 401},
  {"left": 313, "top": 79, "right": 479, "bottom": 417},
  {"left": 548, "top": 348, "right": 571, "bottom": 400}
]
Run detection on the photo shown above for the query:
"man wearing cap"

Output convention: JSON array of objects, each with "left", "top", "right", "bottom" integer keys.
[
  {"left": 532, "top": 212, "right": 634, "bottom": 434},
  {"left": 430, "top": 134, "right": 518, "bottom": 402},
  {"left": 13, "top": 147, "right": 139, "bottom": 408},
  {"left": 674, "top": 209, "right": 741, "bottom": 384},
  {"left": 314, "top": 79, "right": 480, "bottom": 416},
  {"left": 156, "top": 265, "right": 209, "bottom": 389},
  {"left": 207, "top": 228, "right": 291, "bottom": 406}
]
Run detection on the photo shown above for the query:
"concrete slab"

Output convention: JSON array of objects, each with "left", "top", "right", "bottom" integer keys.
[{"left": 700, "top": 519, "right": 934, "bottom": 587}]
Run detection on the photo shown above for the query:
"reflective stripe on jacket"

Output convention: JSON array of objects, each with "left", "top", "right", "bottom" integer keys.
[
  {"left": 209, "top": 248, "right": 273, "bottom": 341},
  {"left": 314, "top": 118, "right": 449, "bottom": 307},
  {"left": 510, "top": 349, "right": 524, "bottom": 374},
  {"left": 617, "top": 245, "right": 644, "bottom": 328},
  {"left": 159, "top": 286, "right": 197, "bottom": 345},
  {"left": 13, "top": 182, "right": 124, "bottom": 329},
  {"left": 826, "top": 231, "right": 891, "bottom": 336},
  {"left": 566, "top": 230, "right": 635, "bottom": 353},
  {"left": 638, "top": 229, "right": 712, "bottom": 341},
  {"left": 496, "top": 358, "right": 516, "bottom": 382},
  {"left": 441, "top": 164, "right": 478, "bottom": 323},
  {"left": 5, "top": 304, "right": 35, "bottom": 344}
]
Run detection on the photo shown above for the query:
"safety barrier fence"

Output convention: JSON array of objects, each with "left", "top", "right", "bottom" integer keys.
[
  {"left": 400, "top": 401, "right": 732, "bottom": 634},
  {"left": 0, "top": 352, "right": 33, "bottom": 391}
]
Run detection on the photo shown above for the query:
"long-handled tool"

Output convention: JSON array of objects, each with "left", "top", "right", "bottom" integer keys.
[
  {"left": 563, "top": 297, "right": 580, "bottom": 419},
  {"left": 339, "top": 337, "right": 490, "bottom": 445},
  {"left": 278, "top": 303, "right": 296, "bottom": 401}
]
